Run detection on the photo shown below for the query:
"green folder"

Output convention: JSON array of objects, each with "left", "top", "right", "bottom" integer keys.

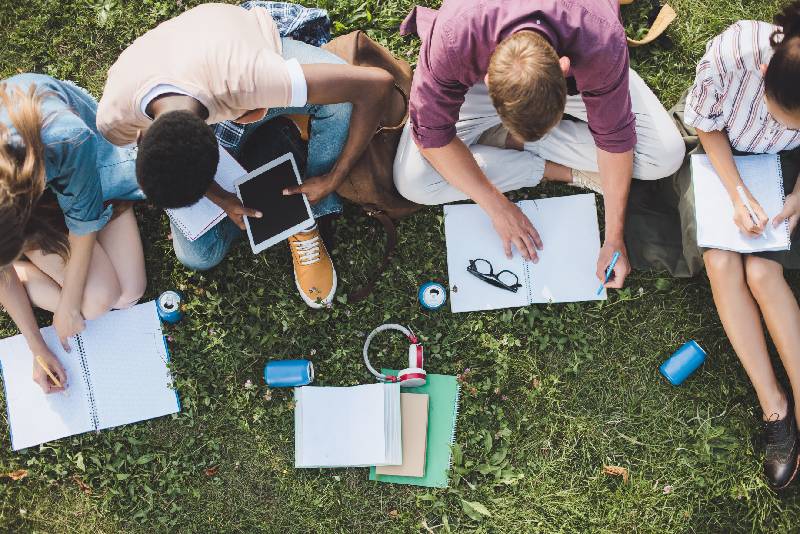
[{"left": 369, "top": 372, "right": 460, "bottom": 488}]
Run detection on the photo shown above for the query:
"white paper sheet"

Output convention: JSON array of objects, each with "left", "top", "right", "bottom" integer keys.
[
  {"left": 692, "top": 154, "right": 790, "bottom": 253},
  {"left": 79, "top": 302, "right": 178, "bottom": 431},
  {"left": 294, "top": 383, "right": 401, "bottom": 468},
  {"left": 165, "top": 145, "right": 246, "bottom": 241},
  {"left": 445, "top": 194, "right": 605, "bottom": 313},
  {"left": 0, "top": 328, "right": 92, "bottom": 450},
  {"left": 0, "top": 302, "right": 179, "bottom": 450}
]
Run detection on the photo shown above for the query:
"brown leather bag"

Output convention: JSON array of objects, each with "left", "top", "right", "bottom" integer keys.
[{"left": 322, "top": 31, "right": 422, "bottom": 301}]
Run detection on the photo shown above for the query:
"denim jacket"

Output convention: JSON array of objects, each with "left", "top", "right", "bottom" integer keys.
[{"left": 1, "top": 73, "right": 142, "bottom": 235}]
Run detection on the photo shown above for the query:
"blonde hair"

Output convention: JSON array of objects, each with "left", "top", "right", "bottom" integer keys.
[
  {"left": 487, "top": 31, "right": 567, "bottom": 142},
  {"left": 0, "top": 83, "right": 68, "bottom": 267}
]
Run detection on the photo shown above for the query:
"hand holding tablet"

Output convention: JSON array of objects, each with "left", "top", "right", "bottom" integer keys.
[{"left": 234, "top": 153, "right": 315, "bottom": 254}]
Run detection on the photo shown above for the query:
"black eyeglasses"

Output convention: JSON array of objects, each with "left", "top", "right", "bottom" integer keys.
[{"left": 467, "top": 258, "right": 522, "bottom": 293}]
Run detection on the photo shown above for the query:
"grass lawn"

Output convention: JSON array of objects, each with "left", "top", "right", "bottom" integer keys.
[{"left": 1, "top": 0, "right": 799, "bottom": 532}]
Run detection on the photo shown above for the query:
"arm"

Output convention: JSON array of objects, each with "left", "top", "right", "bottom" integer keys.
[
  {"left": 52, "top": 232, "right": 95, "bottom": 350},
  {"left": 420, "top": 138, "right": 542, "bottom": 261},
  {"left": 0, "top": 267, "right": 67, "bottom": 393},
  {"left": 696, "top": 128, "right": 768, "bottom": 236},
  {"left": 282, "top": 64, "right": 395, "bottom": 203},
  {"left": 595, "top": 149, "right": 634, "bottom": 288}
]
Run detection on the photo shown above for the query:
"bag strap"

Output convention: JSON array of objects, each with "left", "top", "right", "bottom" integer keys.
[
  {"left": 626, "top": 2, "right": 676, "bottom": 47},
  {"left": 348, "top": 210, "right": 399, "bottom": 302},
  {"left": 376, "top": 83, "right": 410, "bottom": 134}
]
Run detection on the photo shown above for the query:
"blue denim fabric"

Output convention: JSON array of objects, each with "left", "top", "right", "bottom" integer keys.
[
  {"left": 1, "top": 74, "right": 143, "bottom": 235},
  {"left": 173, "top": 38, "right": 351, "bottom": 271}
]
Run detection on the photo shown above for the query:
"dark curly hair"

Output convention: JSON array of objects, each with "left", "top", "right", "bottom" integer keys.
[
  {"left": 766, "top": 1, "right": 800, "bottom": 112},
  {"left": 136, "top": 110, "right": 219, "bottom": 209}
]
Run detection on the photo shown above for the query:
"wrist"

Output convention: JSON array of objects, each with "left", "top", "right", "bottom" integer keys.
[{"left": 480, "top": 190, "right": 512, "bottom": 217}]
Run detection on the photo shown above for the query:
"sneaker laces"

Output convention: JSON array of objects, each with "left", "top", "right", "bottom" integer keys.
[{"left": 292, "top": 235, "right": 321, "bottom": 266}]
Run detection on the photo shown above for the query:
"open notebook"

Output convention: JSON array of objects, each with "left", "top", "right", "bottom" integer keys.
[
  {"left": 294, "top": 383, "right": 401, "bottom": 468},
  {"left": 692, "top": 154, "right": 790, "bottom": 252},
  {"left": 0, "top": 302, "right": 179, "bottom": 450},
  {"left": 444, "top": 194, "right": 604, "bottom": 313},
  {"left": 166, "top": 145, "right": 246, "bottom": 241}
]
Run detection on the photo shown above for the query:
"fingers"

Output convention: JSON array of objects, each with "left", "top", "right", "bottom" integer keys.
[
  {"left": 503, "top": 238, "right": 513, "bottom": 260},
  {"left": 241, "top": 207, "right": 263, "bottom": 219},
  {"left": 512, "top": 236, "right": 533, "bottom": 261},
  {"left": 53, "top": 362, "right": 67, "bottom": 389},
  {"left": 232, "top": 214, "right": 246, "bottom": 231},
  {"left": 605, "top": 263, "right": 629, "bottom": 289},
  {"left": 60, "top": 335, "right": 71, "bottom": 353},
  {"left": 282, "top": 185, "right": 303, "bottom": 196}
]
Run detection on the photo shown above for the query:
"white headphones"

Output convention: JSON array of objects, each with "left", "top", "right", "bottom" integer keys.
[{"left": 363, "top": 323, "right": 426, "bottom": 387}]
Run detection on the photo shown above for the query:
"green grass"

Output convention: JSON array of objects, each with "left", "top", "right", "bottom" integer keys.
[{"left": 1, "top": 0, "right": 799, "bottom": 532}]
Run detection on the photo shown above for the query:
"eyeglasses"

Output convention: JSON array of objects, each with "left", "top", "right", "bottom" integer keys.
[{"left": 467, "top": 258, "right": 522, "bottom": 293}]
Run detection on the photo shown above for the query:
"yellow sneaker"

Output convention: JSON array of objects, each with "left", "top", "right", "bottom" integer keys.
[{"left": 288, "top": 226, "right": 337, "bottom": 309}]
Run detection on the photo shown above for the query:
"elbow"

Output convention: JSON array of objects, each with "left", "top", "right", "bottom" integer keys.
[{"left": 369, "top": 68, "right": 395, "bottom": 104}]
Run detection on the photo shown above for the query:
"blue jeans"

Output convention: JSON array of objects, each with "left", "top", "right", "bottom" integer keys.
[{"left": 172, "top": 38, "right": 351, "bottom": 271}]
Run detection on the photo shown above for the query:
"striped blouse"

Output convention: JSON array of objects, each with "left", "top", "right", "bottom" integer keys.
[{"left": 685, "top": 20, "right": 800, "bottom": 154}]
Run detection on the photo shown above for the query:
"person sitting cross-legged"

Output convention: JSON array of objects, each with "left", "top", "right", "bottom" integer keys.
[
  {"left": 393, "top": 0, "right": 686, "bottom": 290},
  {"left": 97, "top": 3, "right": 393, "bottom": 308}
]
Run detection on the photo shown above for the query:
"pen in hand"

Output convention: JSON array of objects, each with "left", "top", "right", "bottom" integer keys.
[
  {"left": 597, "top": 251, "right": 621, "bottom": 296},
  {"left": 736, "top": 185, "right": 767, "bottom": 239}
]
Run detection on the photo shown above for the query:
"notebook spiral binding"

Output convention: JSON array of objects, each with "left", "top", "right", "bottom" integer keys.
[
  {"left": 776, "top": 155, "right": 791, "bottom": 245},
  {"left": 446, "top": 383, "right": 461, "bottom": 485},
  {"left": 519, "top": 201, "right": 535, "bottom": 305},
  {"left": 165, "top": 210, "right": 195, "bottom": 241},
  {"left": 75, "top": 335, "right": 100, "bottom": 431}
]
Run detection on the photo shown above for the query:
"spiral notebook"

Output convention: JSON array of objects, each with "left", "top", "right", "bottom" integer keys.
[
  {"left": 444, "top": 194, "right": 605, "bottom": 313},
  {"left": 0, "top": 302, "right": 179, "bottom": 451},
  {"left": 692, "top": 154, "right": 790, "bottom": 253},
  {"left": 166, "top": 145, "right": 246, "bottom": 241},
  {"left": 369, "top": 372, "right": 460, "bottom": 488},
  {"left": 294, "top": 383, "right": 401, "bottom": 468}
]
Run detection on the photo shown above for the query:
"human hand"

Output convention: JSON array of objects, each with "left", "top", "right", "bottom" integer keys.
[
  {"left": 733, "top": 190, "right": 768, "bottom": 237},
  {"left": 488, "top": 199, "right": 543, "bottom": 261},
  {"left": 31, "top": 347, "right": 67, "bottom": 394},
  {"left": 219, "top": 192, "right": 262, "bottom": 230},
  {"left": 53, "top": 303, "right": 85, "bottom": 351},
  {"left": 596, "top": 240, "right": 631, "bottom": 290},
  {"left": 283, "top": 173, "right": 341, "bottom": 204},
  {"left": 773, "top": 191, "right": 800, "bottom": 234}
]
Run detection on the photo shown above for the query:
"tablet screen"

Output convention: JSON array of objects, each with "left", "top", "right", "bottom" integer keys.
[{"left": 238, "top": 159, "right": 311, "bottom": 246}]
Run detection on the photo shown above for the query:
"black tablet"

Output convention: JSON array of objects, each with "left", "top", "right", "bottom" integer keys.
[{"left": 234, "top": 153, "right": 314, "bottom": 253}]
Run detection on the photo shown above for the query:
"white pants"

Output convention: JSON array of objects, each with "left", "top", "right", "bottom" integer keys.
[{"left": 394, "top": 69, "right": 686, "bottom": 205}]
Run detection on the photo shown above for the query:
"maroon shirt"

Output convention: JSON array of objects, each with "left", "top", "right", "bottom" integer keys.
[{"left": 401, "top": 0, "right": 636, "bottom": 153}]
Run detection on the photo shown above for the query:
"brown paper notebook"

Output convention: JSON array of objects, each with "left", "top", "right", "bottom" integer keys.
[{"left": 376, "top": 393, "right": 429, "bottom": 477}]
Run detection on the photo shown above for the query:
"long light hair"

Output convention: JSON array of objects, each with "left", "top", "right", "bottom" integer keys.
[{"left": 0, "top": 83, "right": 68, "bottom": 267}]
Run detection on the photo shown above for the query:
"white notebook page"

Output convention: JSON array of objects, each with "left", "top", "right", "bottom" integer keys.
[
  {"left": 79, "top": 302, "right": 178, "bottom": 431},
  {"left": 445, "top": 194, "right": 605, "bottom": 313},
  {"left": 692, "top": 154, "right": 790, "bottom": 252},
  {"left": 0, "top": 327, "right": 92, "bottom": 450},
  {"left": 444, "top": 203, "right": 530, "bottom": 312},
  {"left": 295, "top": 383, "right": 399, "bottom": 468},
  {"left": 521, "top": 194, "right": 604, "bottom": 304},
  {"left": 166, "top": 145, "right": 246, "bottom": 241}
]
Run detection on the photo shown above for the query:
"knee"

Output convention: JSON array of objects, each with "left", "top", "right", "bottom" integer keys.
[
  {"left": 175, "top": 249, "right": 224, "bottom": 272},
  {"left": 393, "top": 157, "right": 442, "bottom": 206},
  {"left": 637, "top": 129, "right": 686, "bottom": 180},
  {"left": 81, "top": 279, "right": 122, "bottom": 320},
  {"left": 116, "top": 275, "right": 147, "bottom": 309},
  {"left": 703, "top": 249, "right": 742, "bottom": 280},
  {"left": 745, "top": 256, "right": 783, "bottom": 296}
]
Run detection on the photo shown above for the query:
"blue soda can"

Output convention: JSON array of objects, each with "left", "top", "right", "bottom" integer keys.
[
  {"left": 264, "top": 359, "right": 315, "bottom": 387},
  {"left": 660, "top": 340, "right": 707, "bottom": 386},
  {"left": 418, "top": 281, "right": 447, "bottom": 310},
  {"left": 157, "top": 290, "right": 184, "bottom": 324}
]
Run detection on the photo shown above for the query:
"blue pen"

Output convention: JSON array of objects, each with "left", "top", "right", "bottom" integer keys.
[{"left": 597, "top": 251, "right": 621, "bottom": 295}]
